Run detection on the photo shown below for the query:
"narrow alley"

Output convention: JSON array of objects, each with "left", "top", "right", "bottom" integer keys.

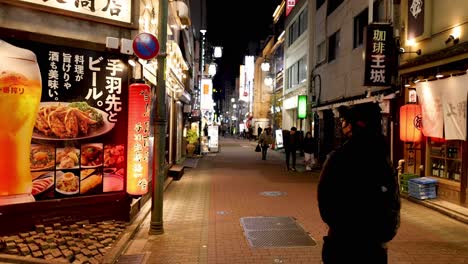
[{"left": 118, "top": 137, "right": 468, "bottom": 264}]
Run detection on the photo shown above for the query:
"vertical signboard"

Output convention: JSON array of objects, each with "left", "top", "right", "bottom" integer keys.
[
  {"left": 1, "top": 38, "right": 128, "bottom": 205},
  {"left": 239, "top": 65, "right": 248, "bottom": 102},
  {"left": 127, "top": 83, "right": 150, "bottom": 196},
  {"left": 407, "top": 0, "right": 425, "bottom": 39},
  {"left": 245, "top": 56, "right": 255, "bottom": 112},
  {"left": 297, "top": 95, "right": 307, "bottom": 119},
  {"left": 200, "top": 78, "right": 213, "bottom": 110},
  {"left": 364, "top": 23, "right": 394, "bottom": 87},
  {"left": 286, "top": 0, "right": 297, "bottom": 16},
  {"left": 208, "top": 125, "right": 218, "bottom": 152}
]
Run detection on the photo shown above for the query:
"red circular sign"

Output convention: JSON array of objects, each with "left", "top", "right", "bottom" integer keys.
[{"left": 132, "top": 33, "right": 160, "bottom": 60}]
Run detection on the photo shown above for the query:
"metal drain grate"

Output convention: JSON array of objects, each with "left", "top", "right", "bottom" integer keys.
[
  {"left": 260, "top": 191, "right": 287, "bottom": 197},
  {"left": 116, "top": 254, "right": 145, "bottom": 264},
  {"left": 241, "top": 216, "right": 297, "bottom": 230},
  {"left": 240, "top": 216, "right": 316, "bottom": 248}
]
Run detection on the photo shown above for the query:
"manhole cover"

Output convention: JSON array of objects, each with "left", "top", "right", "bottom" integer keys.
[
  {"left": 241, "top": 216, "right": 297, "bottom": 231},
  {"left": 260, "top": 191, "right": 287, "bottom": 197},
  {"left": 116, "top": 254, "right": 145, "bottom": 264},
  {"left": 240, "top": 216, "right": 316, "bottom": 248},
  {"left": 216, "top": 210, "right": 229, "bottom": 215}
]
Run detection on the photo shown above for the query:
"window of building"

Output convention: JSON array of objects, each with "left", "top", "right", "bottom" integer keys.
[
  {"left": 328, "top": 30, "right": 340, "bottom": 62},
  {"left": 286, "top": 55, "right": 307, "bottom": 89},
  {"left": 353, "top": 8, "right": 368, "bottom": 48},
  {"left": 327, "top": 0, "right": 344, "bottom": 15},
  {"left": 288, "top": 20, "right": 299, "bottom": 46},
  {"left": 299, "top": 56, "right": 307, "bottom": 83},
  {"left": 288, "top": 8, "right": 308, "bottom": 47},
  {"left": 317, "top": 41, "right": 326, "bottom": 64},
  {"left": 299, "top": 9, "right": 308, "bottom": 36},
  {"left": 353, "top": 1, "right": 384, "bottom": 49},
  {"left": 316, "top": 0, "right": 325, "bottom": 10}
]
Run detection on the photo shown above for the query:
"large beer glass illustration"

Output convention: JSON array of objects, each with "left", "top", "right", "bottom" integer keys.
[{"left": 0, "top": 40, "right": 42, "bottom": 205}]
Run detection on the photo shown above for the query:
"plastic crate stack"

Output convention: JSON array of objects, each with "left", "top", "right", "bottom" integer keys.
[
  {"left": 400, "top": 173, "right": 419, "bottom": 194},
  {"left": 408, "top": 177, "right": 438, "bottom": 200}
]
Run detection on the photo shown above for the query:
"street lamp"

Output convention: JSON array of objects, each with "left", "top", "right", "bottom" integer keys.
[
  {"left": 264, "top": 75, "right": 273, "bottom": 86},
  {"left": 208, "top": 63, "right": 217, "bottom": 76},
  {"left": 261, "top": 61, "right": 270, "bottom": 72}
]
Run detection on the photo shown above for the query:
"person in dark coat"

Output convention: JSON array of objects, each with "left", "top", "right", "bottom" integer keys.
[
  {"left": 282, "top": 127, "right": 300, "bottom": 171},
  {"left": 317, "top": 102, "right": 400, "bottom": 264}
]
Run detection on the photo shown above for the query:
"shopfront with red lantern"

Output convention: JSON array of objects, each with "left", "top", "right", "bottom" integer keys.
[{"left": 400, "top": 58, "right": 468, "bottom": 206}]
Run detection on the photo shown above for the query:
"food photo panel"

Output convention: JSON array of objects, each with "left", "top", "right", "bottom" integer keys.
[
  {"left": 56, "top": 143, "right": 80, "bottom": 170},
  {"left": 81, "top": 143, "right": 104, "bottom": 168},
  {"left": 31, "top": 170, "right": 55, "bottom": 200},
  {"left": 80, "top": 168, "right": 103, "bottom": 195},
  {"left": 30, "top": 144, "right": 56, "bottom": 171},
  {"left": 55, "top": 170, "right": 80, "bottom": 197},
  {"left": 103, "top": 168, "right": 124, "bottom": 193}
]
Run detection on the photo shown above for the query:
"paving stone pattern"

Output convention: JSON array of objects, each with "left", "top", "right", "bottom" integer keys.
[{"left": 0, "top": 220, "right": 127, "bottom": 263}]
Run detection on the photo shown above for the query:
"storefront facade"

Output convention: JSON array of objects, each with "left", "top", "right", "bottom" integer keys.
[
  {"left": 398, "top": 0, "right": 468, "bottom": 206},
  {"left": 0, "top": 0, "right": 142, "bottom": 233}
]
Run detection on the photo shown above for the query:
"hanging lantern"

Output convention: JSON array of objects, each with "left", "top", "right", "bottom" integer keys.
[
  {"left": 400, "top": 104, "right": 422, "bottom": 142},
  {"left": 127, "top": 83, "right": 151, "bottom": 196}
]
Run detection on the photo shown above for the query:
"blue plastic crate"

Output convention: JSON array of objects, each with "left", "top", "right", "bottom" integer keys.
[
  {"left": 408, "top": 177, "right": 437, "bottom": 200},
  {"left": 408, "top": 191, "right": 436, "bottom": 200},
  {"left": 408, "top": 177, "right": 438, "bottom": 185}
]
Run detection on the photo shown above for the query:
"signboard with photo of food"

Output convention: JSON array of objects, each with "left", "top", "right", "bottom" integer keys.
[{"left": 0, "top": 38, "right": 129, "bottom": 205}]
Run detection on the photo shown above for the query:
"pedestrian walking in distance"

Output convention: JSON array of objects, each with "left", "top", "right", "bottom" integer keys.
[
  {"left": 303, "top": 131, "right": 316, "bottom": 171},
  {"left": 258, "top": 127, "right": 273, "bottom": 160},
  {"left": 318, "top": 102, "right": 401, "bottom": 264},
  {"left": 282, "top": 127, "right": 300, "bottom": 171}
]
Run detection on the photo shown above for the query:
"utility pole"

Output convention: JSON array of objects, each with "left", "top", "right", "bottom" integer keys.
[{"left": 149, "top": 0, "right": 168, "bottom": 235}]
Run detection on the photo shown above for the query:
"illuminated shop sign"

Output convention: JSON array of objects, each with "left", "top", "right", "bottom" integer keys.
[
  {"left": 297, "top": 95, "right": 307, "bottom": 119},
  {"left": 11, "top": 0, "right": 132, "bottom": 24},
  {"left": 127, "top": 83, "right": 150, "bottom": 196},
  {"left": 0, "top": 38, "right": 129, "bottom": 205},
  {"left": 286, "top": 0, "right": 296, "bottom": 16},
  {"left": 364, "top": 23, "right": 394, "bottom": 87}
]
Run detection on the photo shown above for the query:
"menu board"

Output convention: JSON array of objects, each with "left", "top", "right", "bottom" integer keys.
[{"left": 2, "top": 38, "right": 129, "bottom": 203}]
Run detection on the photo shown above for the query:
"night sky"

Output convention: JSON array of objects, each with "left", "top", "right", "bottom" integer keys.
[{"left": 206, "top": 0, "right": 281, "bottom": 98}]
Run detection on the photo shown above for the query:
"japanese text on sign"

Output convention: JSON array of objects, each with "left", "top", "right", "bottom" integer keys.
[
  {"left": 364, "top": 24, "right": 393, "bottom": 86},
  {"left": 16, "top": 0, "right": 131, "bottom": 24}
]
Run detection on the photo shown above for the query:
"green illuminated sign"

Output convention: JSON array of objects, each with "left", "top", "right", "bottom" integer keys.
[{"left": 297, "top": 95, "right": 307, "bottom": 119}]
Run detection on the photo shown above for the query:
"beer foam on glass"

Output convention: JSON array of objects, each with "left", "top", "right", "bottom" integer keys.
[{"left": 0, "top": 40, "right": 42, "bottom": 205}]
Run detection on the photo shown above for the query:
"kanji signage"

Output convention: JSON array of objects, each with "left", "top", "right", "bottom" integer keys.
[
  {"left": 364, "top": 23, "right": 394, "bottom": 86},
  {"left": 126, "top": 83, "right": 150, "bottom": 196},
  {"left": 286, "top": 0, "right": 297, "bottom": 16},
  {"left": 7, "top": 0, "right": 132, "bottom": 25}
]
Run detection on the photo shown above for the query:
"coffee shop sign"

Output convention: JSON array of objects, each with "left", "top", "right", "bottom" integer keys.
[{"left": 14, "top": 0, "right": 132, "bottom": 24}]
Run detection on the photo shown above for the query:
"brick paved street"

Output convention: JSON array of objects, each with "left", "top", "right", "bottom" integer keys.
[{"left": 121, "top": 137, "right": 468, "bottom": 264}]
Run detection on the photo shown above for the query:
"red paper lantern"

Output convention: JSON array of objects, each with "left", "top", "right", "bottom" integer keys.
[
  {"left": 400, "top": 104, "right": 422, "bottom": 142},
  {"left": 127, "top": 83, "right": 151, "bottom": 196}
]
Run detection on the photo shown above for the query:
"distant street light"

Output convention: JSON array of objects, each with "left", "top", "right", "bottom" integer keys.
[
  {"left": 208, "top": 63, "right": 217, "bottom": 76},
  {"left": 213, "top": 46, "right": 223, "bottom": 58},
  {"left": 264, "top": 76, "right": 273, "bottom": 86},
  {"left": 261, "top": 62, "right": 270, "bottom": 72}
]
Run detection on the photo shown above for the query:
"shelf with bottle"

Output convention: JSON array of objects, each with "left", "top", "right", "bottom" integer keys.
[{"left": 428, "top": 139, "right": 463, "bottom": 182}]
